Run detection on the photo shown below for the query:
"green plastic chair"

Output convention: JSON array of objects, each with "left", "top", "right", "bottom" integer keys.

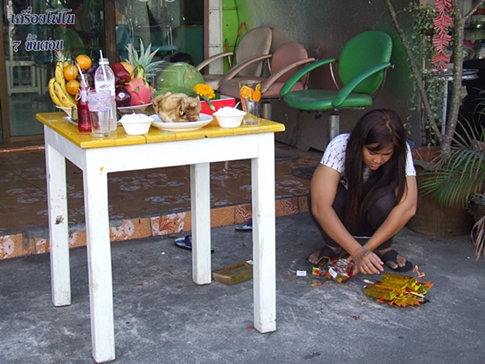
[{"left": 280, "top": 31, "right": 393, "bottom": 142}]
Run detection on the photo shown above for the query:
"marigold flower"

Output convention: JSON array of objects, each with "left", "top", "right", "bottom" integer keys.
[{"left": 193, "top": 84, "right": 215, "bottom": 99}]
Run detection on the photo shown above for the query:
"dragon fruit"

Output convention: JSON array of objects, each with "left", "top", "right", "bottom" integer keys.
[
  {"left": 125, "top": 39, "right": 165, "bottom": 105},
  {"left": 125, "top": 77, "right": 152, "bottom": 105}
]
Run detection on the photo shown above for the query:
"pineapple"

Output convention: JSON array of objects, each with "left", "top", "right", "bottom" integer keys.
[
  {"left": 124, "top": 39, "right": 166, "bottom": 105},
  {"left": 125, "top": 39, "right": 166, "bottom": 84}
]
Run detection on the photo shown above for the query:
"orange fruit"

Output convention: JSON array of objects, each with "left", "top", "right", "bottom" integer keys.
[
  {"left": 75, "top": 54, "right": 92, "bottom": 70},
  {"left": 240, "top": 85, "right": 252, "bottom": 99},
  {"left": 63, "top": 64, "right": 79, "bottom": 81},
  {"left": 66, "top": 79, "right": 80, "bottom": 96}
]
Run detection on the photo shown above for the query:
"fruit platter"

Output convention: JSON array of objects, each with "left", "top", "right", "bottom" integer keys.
[
  {"left": 49, "top": 41, "right": 164, "bottom": 118},
  {"left": 49, "top": 41, "right": 237, "bottom": 134}
]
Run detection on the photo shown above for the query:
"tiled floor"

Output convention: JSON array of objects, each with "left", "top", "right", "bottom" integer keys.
[{"left": 0, "top": 141, "right": 321, "bottom": 260}]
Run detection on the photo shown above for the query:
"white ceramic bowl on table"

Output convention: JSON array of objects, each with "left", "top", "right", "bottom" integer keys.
[
  {"left": 213, "top": 107, "right": 246, "bottom": 128},
  {"left": 120, "top": 113, "right": 153, "bottom": 135},
  {"left": 56, "top": 105, "right": 73, "bottom": 119}
]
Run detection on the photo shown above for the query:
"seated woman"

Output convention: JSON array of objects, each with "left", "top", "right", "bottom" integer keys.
[{"left": 307, "top": 109, "right": 417, "bottom": 275}]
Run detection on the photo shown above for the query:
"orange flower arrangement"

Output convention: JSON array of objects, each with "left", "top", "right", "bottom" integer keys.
[
  {"left": 193, "top": 83, "right": 216, "bottom": 99},
  {"left": 240, "top": 83, "right": 261, "bottom": 102}
]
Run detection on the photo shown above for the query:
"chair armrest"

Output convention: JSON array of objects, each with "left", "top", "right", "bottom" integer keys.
[
  {"left": 332, "top": 62, "right": 391, "bottom": 107},
  {"left": 280, "top": 58, "right": 336, "bottom": 97},
  {"left": 261, "top": 57, "right": 316, "bottom": 93},
  {"left": 220, "top": 54, "right": 273, "bottom": 82},
  {"left": 196, "top": 52, "right": 234, "bottom": 71}
]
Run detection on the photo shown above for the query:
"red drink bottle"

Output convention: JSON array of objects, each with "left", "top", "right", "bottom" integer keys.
[{"left": 77, "top": 84, "right": 91, "bottom": 132}]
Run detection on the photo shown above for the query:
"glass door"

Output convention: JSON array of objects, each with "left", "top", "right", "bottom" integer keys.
[
  {"left": 0, "top": 0, "right": 204, "bottom": 144},
  {"left": 0, "top": 0, "right": 106, "bottom": 143}
]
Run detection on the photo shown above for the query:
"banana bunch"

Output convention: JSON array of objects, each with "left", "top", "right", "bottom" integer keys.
[{"left": 48, "top": 61, "right": 76, "bottom": 108}]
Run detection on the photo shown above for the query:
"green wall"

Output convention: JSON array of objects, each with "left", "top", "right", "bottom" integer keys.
[{"left": 222, "top": 0, "right": 259, "bottom": 72}]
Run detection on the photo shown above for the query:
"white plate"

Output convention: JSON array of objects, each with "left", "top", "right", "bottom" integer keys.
[
  {"left": 117, "top": 103, "right": 152, "bottom": 114},
  {"left": 150, "top": 113, "right": 213, "bottom": 131},
  {"left": 63, "top": 116, "right": 77, "bottom": 126},
  {"left": 56, "top": 105, "right": 73, "bottom": 118}
]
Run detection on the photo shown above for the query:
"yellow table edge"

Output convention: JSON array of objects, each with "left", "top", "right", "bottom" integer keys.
[{"left": 36, "top": 112, "right": 286, "bottom": 149}]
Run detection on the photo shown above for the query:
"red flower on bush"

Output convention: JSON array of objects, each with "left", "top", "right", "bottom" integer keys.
[{"left": 432, "top": 0, "right": 453, "bottom": 72}]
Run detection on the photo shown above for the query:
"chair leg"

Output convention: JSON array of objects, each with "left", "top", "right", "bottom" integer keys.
[{"left": 328, "top": 113, "right": 340, "bottom": 141}]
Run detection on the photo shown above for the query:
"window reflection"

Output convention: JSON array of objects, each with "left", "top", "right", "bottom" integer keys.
[
  {"left": 115, "top": 0, "right": 177, "bottom": 61},
  {"left": 0, "top": 0, "right": 204, "bottom": 141},
  {"left": 1, "top": 0, "right": 105, "bottom": 139},
  {"left": 114, "top": 0, "right": 203, "bottom": 64},
  {"left": 62, "top": 0, "right": 101, "bottom": 57}
]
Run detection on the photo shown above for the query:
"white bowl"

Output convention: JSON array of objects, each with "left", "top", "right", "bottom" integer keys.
[
  {"left": 213, "top": 108, "right": 246, "bottom": 128},
  {"left": 120, "top": 114, "right": 153, "bottom": 135},
  {"left": 56, "top": 105, "right": 73, "bottom": 119}
]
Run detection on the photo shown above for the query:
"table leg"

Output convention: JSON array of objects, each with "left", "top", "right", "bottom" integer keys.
[
  {"left": 190, "top": 163, "right": 212, "bottom": 285},
  {"left": 252, "top": 133, "right": 276, "bottom": 333},
  {"left": 45, "top": 141, "right": 71, "bottom": 306},
  {"left": 83, "top": 151, "right": 115, "bottom": 362}
]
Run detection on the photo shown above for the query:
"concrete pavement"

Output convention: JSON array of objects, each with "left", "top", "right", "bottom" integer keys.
[{"left": 1, "top": 213, "right": 484, "bottom": 363}]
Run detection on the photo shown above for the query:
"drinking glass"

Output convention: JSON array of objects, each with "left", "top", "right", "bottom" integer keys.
[
  {"left": 87, "top": 91, "right": 111, "bottom": 137},
  {"left": 239, "top": 80, "right": 262, "bottom": 125}
]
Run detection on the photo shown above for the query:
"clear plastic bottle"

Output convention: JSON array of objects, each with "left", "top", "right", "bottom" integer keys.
[{"left": 94, "top": 57, "right": 117, "bottom": 131}]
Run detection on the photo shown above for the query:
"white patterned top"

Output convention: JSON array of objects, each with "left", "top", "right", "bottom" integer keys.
[{"left": 320, "top": 133, "right": 416, "bottom": 188}]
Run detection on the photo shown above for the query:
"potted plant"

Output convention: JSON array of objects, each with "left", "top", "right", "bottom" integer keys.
[
  {"left": 470, "top": 193, "right": 485, "bottom": 262},
  {"left": 384, "top": 0, "right": 485, "bottom": 261},
  {"left": 418, "top": 118, "right": 485, "bottom": 262}
]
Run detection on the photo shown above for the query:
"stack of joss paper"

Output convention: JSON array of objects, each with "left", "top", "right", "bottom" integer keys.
[
  {"left": 311, "top": 257, "right": 433, "bottom": 307},
  {"left": 363, "top": 273, "right": 433, "bottom": 306}
]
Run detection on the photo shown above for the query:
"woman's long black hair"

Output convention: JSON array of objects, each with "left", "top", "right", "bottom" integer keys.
[{"left": 344, "top": 109, "right": 408, "bottom": 232}]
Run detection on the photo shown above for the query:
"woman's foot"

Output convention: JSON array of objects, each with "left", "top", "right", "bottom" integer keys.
[
  {"left": 378, "top": 247, "right": 413, "bottom": 272},
  {"left": 308, "top": 245, "right": 341, "bottom": 265}
]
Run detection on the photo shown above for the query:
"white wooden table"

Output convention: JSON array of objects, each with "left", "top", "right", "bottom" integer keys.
[{"left": 37, "top": 112, "right": 285, "bottom": 363}]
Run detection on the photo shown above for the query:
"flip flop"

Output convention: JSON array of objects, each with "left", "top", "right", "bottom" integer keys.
[
  {"left": 235, "top": 219, "right": 252, "bottom": 231},
  {"left": 174, "top": 235, "right": 214, "bottom": 253},
  {"left": 379, "top": 249, "right": 413, "bottom": 272},
  {"left": 307, "top": 245, "right": 341, "bottom": 265}
]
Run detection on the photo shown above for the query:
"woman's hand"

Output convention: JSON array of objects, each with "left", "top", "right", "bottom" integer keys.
[{"left": 348, "top": 247, "right": 384, "bottom": 275}]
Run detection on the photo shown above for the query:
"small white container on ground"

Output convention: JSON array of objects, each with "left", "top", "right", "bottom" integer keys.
[
  {"left": 213, "top": 107, "right": 246, "bottom": 128},
  {"left": 120, "top": 113, "right": 153, "bottom": 135}
]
